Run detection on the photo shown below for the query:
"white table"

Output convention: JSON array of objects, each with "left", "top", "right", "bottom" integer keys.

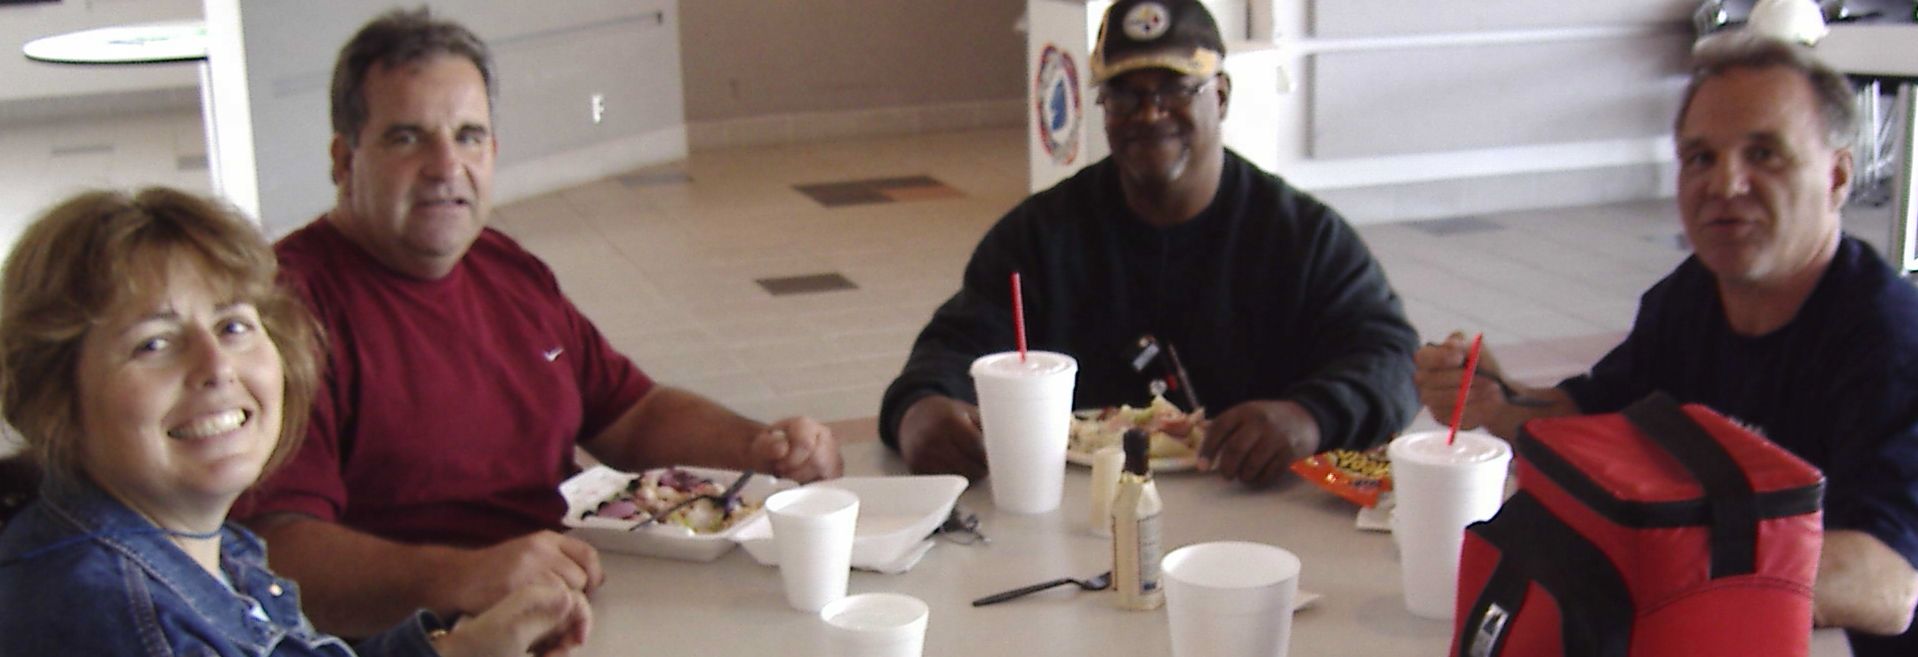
[
  {"left": 1818, "top": 23, "right": 1918, "bottom": 276},
  {"left": 21, "top": 21, "right": 227, "bottom": 194},
  {"left": 577, "top": 439, "right": 1853, "bottom": 656}
]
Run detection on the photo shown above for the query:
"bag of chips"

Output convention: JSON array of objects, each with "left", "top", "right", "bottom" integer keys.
[{"left": 1290, "top": 446, "right": 1392, "bottom": 508}]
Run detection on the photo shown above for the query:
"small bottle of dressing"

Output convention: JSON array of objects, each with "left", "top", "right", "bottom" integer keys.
[{"left": 1112, "top": 428, "right": 1164, "bottom": 610}]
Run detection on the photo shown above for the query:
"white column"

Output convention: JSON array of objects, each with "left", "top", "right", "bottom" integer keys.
[{"left": 200, "top": 0, "right": 260, "bottom": 223}]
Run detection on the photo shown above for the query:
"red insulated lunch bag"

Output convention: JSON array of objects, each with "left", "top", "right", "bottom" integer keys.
[{"left": 1451, "top": 393, "right": 1825, "bottom": 657}]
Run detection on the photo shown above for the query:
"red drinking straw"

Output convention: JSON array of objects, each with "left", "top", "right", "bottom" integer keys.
[
  {"left": 1011, "top": 272, "right": 1027, "bottom": 363},
  {"left": 1447, "top": 333, "right": 1484, "bottom": 447}
]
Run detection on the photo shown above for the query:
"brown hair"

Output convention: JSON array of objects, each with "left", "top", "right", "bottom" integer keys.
[
  {"left": 0, "top": 188, "right": 321, "bottom": 484},
  {"left": 1679, "top": 31, "right": 1858, "bottom": 149},
  {"left": 331, "top": 6, "right": 496, "bottom": 146}
]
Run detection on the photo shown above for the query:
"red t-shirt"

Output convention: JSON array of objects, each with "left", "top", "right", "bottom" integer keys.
[{"left": 236, "top": 219, "right": 653, "bottom": 545}]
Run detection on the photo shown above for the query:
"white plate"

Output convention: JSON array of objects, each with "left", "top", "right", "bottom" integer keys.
[
  {"left": 561, "top": 466, "right": 794, "bottom": 562},
  {"left": 735, "top": 475, "right": 968, "bottom": 572}
]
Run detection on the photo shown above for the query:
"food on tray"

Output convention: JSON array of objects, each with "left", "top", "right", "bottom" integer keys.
[
  {"left": 1290, "top": 446, "right": 1393, "bottom": 508},
  {"left": 1069, "top": 395, "right": 1206, "bottom": 460},
  {"left": 578, "top": 468, "right": 761, "bottom": 534}
]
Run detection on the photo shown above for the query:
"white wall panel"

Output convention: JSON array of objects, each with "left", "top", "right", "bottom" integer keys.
[
  {"left": 1308, "top": 33, "right": 1690, "bottom": 158},
  {"left": 1310, "top": 0, "right": 1694, "bottom": 38}
]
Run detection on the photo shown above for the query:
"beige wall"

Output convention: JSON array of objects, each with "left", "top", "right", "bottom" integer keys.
[{"left": 680, "top": 0, "right": 1026, "bottom": 122}]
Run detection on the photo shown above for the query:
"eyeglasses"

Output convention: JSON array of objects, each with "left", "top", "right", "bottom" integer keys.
[{"left": 1096, "top": 76, "right": 1218, "bottom": 116}]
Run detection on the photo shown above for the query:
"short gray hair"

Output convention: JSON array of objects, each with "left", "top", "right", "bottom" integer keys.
[
  {"left": 331, "top": 7, "right": 496, "bottom": 146},
  {"left": 1677, "top": 31, "right": 1857, "bottom": 150}
]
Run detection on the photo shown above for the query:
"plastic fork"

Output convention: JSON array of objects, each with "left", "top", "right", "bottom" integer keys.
[{"left": 971, "top": 571, "right": 1112, "bottom": 606}]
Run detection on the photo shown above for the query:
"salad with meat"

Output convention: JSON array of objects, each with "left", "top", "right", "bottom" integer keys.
[
  {"left": 1069, "top": 395, "right": 1206, "bottom": 460},
  {"left": 578, "top": 468, "right": 760, "bottom": 534}
]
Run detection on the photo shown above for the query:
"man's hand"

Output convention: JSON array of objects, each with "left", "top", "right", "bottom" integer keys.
[
  {"left": 750, "top": 417, "right": 842, "bottom": 482},
  {"left": 1413, "top": 331, "right": 1510, "bottom": 433},
  {"left": 434, "top": 531, "right": 604, "bottom": 618},
  {"left": 1813, "top": 529, "right": 1918, "bottom": 635},
  {"left": 433, "top": 581, "right": 593, "bottom": 657},
  {"left": 897, "top": 395, "right": 989, "bottom": 480},
  {"left": 1412, "top": 331, "right": 1574, "bottom": 440},
  {"left": 1197, "top": 400, "right": 1320, "bottom": 488}
]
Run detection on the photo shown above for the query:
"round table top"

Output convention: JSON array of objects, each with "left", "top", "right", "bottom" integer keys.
[
  {"left": 573, "top": 438, "right": 1855, "bottom": 656},
  {"left": 22, "top": 20, "right": 206, "bottom": 65}
]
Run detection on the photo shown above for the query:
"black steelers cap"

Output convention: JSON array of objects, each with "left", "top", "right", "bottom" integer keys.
[{"left": 1089, "top": 0, "right": 1226, "bottom": 84}]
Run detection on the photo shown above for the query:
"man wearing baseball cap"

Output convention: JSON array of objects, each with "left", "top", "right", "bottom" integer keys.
[{"left": 881, "top": 0, "right": 1418, "bottom": 487}]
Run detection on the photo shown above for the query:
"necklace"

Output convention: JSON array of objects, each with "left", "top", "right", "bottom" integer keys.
[{"left": 163, "top": 525, "right": 224, "bottom": 540}]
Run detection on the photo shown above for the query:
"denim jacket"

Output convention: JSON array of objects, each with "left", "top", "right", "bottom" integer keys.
[{"left": 0, "top": 479, "right": 442, "bottom": 657}]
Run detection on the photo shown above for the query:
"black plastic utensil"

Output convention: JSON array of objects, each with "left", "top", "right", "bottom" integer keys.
[
  {"left": 631, "top": 470, "right": 756, "bottom": 531},
  {"left": 1489, "top": 374, "right": 1556, "bottom": 409},
  {"left": 932, "top": 507, "right": 990, "bottom": 545},
  {"left": 1419, "top": 340, "right": 1556, "bottom": 409},
  {"left": 971, "top": 571, "right": 1112, "bottom": 607}
]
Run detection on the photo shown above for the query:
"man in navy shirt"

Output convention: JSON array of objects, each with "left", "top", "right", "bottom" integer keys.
[{"left": 1416, "top": 33, "right": 1918, "bottom": 653}]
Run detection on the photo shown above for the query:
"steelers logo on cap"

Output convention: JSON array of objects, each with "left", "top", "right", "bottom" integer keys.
[{"left": 1123, "top": 2, "right": 1171, "bottom": 42}]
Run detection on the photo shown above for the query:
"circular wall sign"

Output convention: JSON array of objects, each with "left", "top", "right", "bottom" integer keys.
[{"left": 1034, "top": 44, "right": 1082, "bottom": 167}]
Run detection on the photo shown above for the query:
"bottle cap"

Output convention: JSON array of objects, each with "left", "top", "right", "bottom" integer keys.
[{"left": 1123, "top": 428, "right": 1150, "bottom": 475}]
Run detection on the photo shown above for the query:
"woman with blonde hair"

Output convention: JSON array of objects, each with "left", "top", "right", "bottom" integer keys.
[{"left": 0, "top": 188, "right": 591, "bottom": 656}]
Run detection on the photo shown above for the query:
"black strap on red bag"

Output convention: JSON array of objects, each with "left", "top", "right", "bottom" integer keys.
[
  {"left": 1457, "top": 492, "right": 1634, "bottom": 657},
  {"left": 1619, "top": 392, "right": 1759, "bottom": 578}
]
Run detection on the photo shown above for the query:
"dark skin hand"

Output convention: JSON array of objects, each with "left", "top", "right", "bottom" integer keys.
[
  {"left": 897, "top": 395, "right": 991, "bottom": 480},
  {"left": 1196, "top": 400, "right": 1321, "bottom": 488}
]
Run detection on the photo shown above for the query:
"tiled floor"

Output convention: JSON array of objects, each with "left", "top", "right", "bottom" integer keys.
[{"left": 0, "top": 110, "right": 1899, "bottom": 436}]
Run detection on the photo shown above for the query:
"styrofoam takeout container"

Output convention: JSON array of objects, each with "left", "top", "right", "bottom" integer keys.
[
  {"left": 561, "top": 465, "right": 795, "bottom": 561},
  {"left": 734, "top": 475, "right": 968, "bottom": 570}
]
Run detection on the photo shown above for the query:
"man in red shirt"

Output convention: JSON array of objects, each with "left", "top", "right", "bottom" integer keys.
[{"left": 237, "top": 8, "right": 842, "bottom": 637}]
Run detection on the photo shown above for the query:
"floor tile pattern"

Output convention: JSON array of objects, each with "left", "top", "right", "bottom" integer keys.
[
  {"left": 794, "top": 174, "right": 962, "bottom": 207},
  {"left": 618, "top": 170, "right": 693, "bottom": 188},
  {"left": 1407, "top": 216, "right": 1504, "bottom": 236},
  {"left": 756, "top": 272, "right": 859, "bottom": 296}
]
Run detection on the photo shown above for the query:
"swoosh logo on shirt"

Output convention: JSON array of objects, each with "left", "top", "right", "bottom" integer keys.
[{"left": 543, "top": 347, "right": 565, "bottom": 362}]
